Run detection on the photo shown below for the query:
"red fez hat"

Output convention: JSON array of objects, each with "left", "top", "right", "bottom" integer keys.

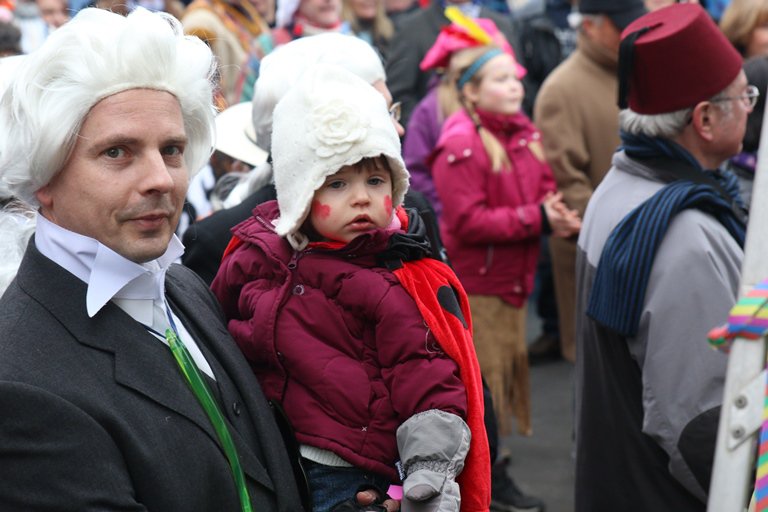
[{"left": 618, "top": 3, "right": 742, "bottom": 114}]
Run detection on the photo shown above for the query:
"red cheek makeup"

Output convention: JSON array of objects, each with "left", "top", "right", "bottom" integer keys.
[{"left": 312, "top": 200, "right": 331, "bottom": 219}]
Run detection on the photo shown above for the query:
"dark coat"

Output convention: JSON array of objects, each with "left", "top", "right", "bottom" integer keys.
[
  {"left": 211, "top": 201, "right": 466, "bottom": 481},
  {"left": 0, "top": 242, "right": 303, "bottom": 511},
  {"left": 574, "top": 152, "right": 739, "bottom": 510},
  {"left": 182, "top": 184, "right": 277, "bottom": 285}
]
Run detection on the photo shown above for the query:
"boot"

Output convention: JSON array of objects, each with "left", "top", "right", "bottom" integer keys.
[
  {"left": 527, "top": 333, "right": 561, "bottom": 365},
  {"left": 490, "top": 458, "right": 546, "bottom": 512}
]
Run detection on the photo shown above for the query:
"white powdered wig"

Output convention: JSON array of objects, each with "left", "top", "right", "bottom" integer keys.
[
  {"left": 0, "top": 7, "right": 217, "bottom": 208},
  {"left": 0, "top": 197, "right": 35, "bottom": 296},
  {"left": 0, "top": 7, "right": 217, "bottom": 289}
]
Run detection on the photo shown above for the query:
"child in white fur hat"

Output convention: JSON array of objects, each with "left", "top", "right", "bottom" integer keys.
[{"left": 212, "top": 64, "right": 490, "bottom": 511}]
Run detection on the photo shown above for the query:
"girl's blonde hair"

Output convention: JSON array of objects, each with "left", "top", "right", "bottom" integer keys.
[
  {"left": 437, "top": 44, "right": 511, "bottom": 172},
  {"left": 720, "top": 0, "right": 768, "bottom": 57}
]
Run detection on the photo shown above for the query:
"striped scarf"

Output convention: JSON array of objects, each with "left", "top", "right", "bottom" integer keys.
[{"left": 586, "top": 132, "right": 747, "bottom": 337}]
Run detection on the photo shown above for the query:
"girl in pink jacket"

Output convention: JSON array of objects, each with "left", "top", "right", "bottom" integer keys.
[{"left": 431, "top": 38, "right": 581, "bottom": 437}]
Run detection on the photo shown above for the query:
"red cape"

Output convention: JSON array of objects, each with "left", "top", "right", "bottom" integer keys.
[{"left": 393, "top": 257, "right": 491, "bottom": 512}]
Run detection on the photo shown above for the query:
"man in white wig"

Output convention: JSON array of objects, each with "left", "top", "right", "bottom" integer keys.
[{"left": 0, "top": 8, "right": 395, "bottom": 511}]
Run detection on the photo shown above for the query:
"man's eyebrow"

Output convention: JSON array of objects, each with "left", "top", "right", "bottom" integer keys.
[
  {"left": 163, "top": 135, "right": 189, "bottom": 145},
  {"left": 84, "top": 134, "right": 189, "bottom": 149}
]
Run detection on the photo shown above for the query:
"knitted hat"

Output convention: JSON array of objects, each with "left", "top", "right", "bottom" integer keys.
[
  {"left": 420, "top": 17, "right": 526, "bottom": 78},
  {"left": 578, "top": 0, "right": 646, "bottom": 31},
  {"left": 618, "top": 3, "right": 742, "bottom": 114},
  {"left": 252, "top": 32, "right": 385, "bottom": 152},
  {"left": 271, "top": 64, "right": 408, "bottom": 250}
]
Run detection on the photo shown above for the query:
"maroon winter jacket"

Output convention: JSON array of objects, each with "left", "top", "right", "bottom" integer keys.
[
  {"left": 432, "top": 109, "right": 557, "bottom": 307},
  {"left": 211, "top": 201, "right": 467, "bottom": 481}
]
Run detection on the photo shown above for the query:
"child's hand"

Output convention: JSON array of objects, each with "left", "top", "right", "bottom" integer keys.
[
  {"left": 543, "top": 192, "right": 581, "bottom": 238},
  {"left": 355, "top": 489, "right": 399, "bottom": 511}
]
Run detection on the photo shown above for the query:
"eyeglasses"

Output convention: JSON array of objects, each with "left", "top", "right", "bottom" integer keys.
[
  {"left": 711, "top": 85, "right": 760, "bottom": 110},
  {"left": 389, "top": 101, "right": 402, "bottom": 123}
]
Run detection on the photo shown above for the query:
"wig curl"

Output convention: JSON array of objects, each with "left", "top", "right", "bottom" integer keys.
[{"left": 0, "top": 7, "right": 217, "bottom": 207}]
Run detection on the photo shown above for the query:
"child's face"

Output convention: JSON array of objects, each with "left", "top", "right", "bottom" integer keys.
[
  {"left": 310, "top": 157, "right": 394, "bottom": 244},
  {"left": 464, "top": 53, "right": 525, "bottom": 116}
]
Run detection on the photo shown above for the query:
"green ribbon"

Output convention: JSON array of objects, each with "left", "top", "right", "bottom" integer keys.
[{"left": 166, "top": 328, "right": 253, "bottom": 512}]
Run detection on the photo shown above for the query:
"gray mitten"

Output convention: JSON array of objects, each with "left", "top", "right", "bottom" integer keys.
[{"left": 396, "top": 410, "right": 471, "bottom": 512}]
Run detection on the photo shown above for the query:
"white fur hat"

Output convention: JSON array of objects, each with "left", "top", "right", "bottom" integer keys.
[
  {"left": 271, "top": 64, "right": 409, "bottom": 250},
  {"left": 252, "top": 33, "right": 385, "bottom": 152}
]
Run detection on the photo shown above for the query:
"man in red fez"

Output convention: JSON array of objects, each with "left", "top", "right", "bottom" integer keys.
[{"left": 574, "top": 3, "right": 751, "bottom": 510}]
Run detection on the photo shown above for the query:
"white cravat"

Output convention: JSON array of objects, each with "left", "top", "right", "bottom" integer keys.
[{"left": 35, "top": 214, "right": 215, "bottom": 379}]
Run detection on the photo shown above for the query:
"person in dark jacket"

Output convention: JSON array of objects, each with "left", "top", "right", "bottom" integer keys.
[
  {"left": 212, "top": 64, "right": 490, "bottom": 512},
  {"left": 0, "top": 8, "right": 394, "bottom": 511}
]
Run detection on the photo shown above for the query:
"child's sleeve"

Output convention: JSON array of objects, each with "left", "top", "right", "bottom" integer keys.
[
  {"left": 372, "top": 282, "right": 467, "bottom": 420},
  {"left": 210, "top": 243, "right": 275, "bottom": 364},
  {"left": 210, "top": 243, "right": 249, "bottom": 322}
]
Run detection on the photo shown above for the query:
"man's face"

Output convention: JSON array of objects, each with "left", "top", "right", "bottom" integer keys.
[
  {"left": 583, "top": 15, "right": 622, "bottom": 56},
  {"left": 297, "top": 0, "right": 341, "bottom": 27},
  {"left": 37, "top": 0, "right": 69, "bottom": 29},
  {"left": 252, "top": 0, "right": 276, "bottom": 24},
  {"left": 746, "top": 24, "right": 768, "bottom": 59},
  {"left": 371, "top": 79, "right": 405, "bottom": 136},
  {"left": 36, "top": 89, "right": 189, "bottom": 263},
  {"left": 710, "top": 71, "right": 752, "bottom": 162}
]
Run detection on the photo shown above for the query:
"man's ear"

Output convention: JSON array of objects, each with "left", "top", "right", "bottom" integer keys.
[
  {"left": 581, "top": 15, "right": 596, "bottom": 38},
  {"left": 691, "top": 101, "right": 715, "bottom": 142},
  {"left": 35, "top": 185, "right": 53, "bottom": 210},
  {"left": 35, "top": 183, "right": 57, "bottom": 221}
]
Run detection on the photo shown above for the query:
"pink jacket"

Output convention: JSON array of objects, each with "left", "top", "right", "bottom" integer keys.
[
  {"left": 432, "top": 109, "right": 556, "bottom": 306},
  {"left": 211, "top": 201, "right": 466, "bottom": 481}
]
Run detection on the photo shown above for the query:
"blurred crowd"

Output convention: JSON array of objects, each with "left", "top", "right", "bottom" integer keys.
[{"left": 0, "top": 0, "right": 766, "bottom": 510}]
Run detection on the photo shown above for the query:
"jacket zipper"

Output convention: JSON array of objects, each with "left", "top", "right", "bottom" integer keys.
[{"left": 479, "top": 244, "right": 494, "bottom": 275}]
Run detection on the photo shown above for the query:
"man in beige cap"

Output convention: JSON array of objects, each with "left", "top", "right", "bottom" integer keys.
[{"left": 532, "top": 0, "right": 646, "bottom": 362}]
